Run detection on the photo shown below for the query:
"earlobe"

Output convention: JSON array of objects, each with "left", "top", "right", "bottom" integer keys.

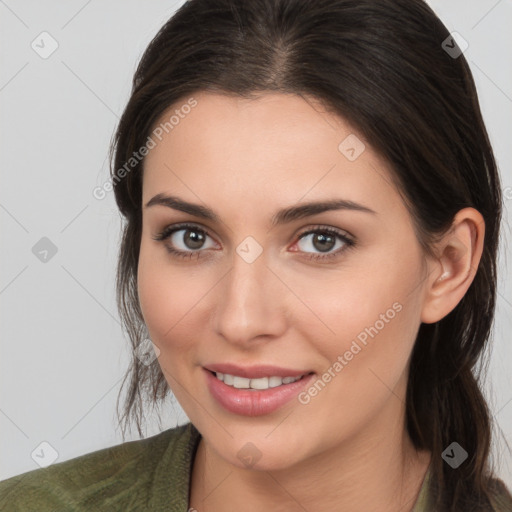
[{"left": 420, "top": 208, "right": 485, "bottom": 324}]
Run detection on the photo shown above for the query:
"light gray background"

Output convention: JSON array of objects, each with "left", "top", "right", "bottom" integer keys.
[{"left": 1, "top": 0, "right": 511, "bottom": 486}]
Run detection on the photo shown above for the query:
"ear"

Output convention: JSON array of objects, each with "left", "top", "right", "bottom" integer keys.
[{"left": 420, "top": 208, "right": 485, "bottom": 324}]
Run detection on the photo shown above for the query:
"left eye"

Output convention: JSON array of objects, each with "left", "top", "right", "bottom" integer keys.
[{"left": 294, "top": 229, "right": 352, "bottom": 256}]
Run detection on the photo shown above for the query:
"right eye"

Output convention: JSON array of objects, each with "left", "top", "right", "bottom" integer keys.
[{"left": 153, "top": 222, "right": 218, "bottom": 260}]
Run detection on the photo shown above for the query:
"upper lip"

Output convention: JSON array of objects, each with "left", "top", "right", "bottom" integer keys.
[{"left": 204, "top": 363, "right": 313, "bottom": 379}]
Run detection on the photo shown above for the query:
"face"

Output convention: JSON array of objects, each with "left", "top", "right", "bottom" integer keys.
[{"left": 137, "top": 91, "right": 429, "bottom": 470}]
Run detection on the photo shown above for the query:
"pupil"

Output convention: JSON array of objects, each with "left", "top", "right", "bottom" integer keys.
[
  {"left": 185, "top": 230, "right": 205, "bottom": 249},
  {"left": 313, "top": 233, "right": 334, "bottom": 252}
]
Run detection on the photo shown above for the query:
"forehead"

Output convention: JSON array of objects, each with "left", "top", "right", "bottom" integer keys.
[{"left": 141, "top": 91, "right": 401, "bottom": 217}]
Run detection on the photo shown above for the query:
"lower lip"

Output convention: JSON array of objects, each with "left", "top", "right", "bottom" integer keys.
[{"left": 204, "top": 368, "right": 315, "bottom": 416}]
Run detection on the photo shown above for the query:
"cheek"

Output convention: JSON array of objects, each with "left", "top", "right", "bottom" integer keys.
[
  {"left": 136, "top": 249, "right": 204, "bottom": 400},
  {"left": 137, "top": 243, "right": 219, "bottom": 360},
  {"left": 298, "top": 243, "right": 423, "bottom": 376},
  {"left": 137, "top": 250, "right": 169, "bottom": 338},
  {"left": 294, "top": 265, "right": 422, "bottom": 440},
  {"left": 137, "top": 245, "right": 192, "bottom": 350}
]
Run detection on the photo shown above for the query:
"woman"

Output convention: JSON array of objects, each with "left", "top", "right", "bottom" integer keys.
[{"left": 1, "top": 0, "right": 511, "bottom": 510}]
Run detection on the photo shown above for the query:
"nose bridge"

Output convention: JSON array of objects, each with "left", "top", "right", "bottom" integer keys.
[{"left": 214, "top": 243, "right": 286, "bottom": 343}]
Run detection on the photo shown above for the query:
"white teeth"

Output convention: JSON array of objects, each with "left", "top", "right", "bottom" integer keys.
[
  {"left": 214, "top": 372, "right": 304, "bottom": 390},
  {"left": 223, "top": 373, "right": 234, "bottom": 385},
  {"left": 250, "top": 377, "right": 269, "bottom": 390},
  {"left": 268, "top": 376, "right": 283, "bottom": 388},
  {"left": 233, "top": 376, "right": 250, "bottom": 388}
]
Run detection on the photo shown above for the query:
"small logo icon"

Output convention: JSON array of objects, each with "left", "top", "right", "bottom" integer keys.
[
  {"left": 135, "top": 338, "right": 161, "bottom": 366},
  {"left": 31, "top": 32, "right": 59, "bottom": 59},
  {"left": 236, "top": 236, "right": 263, "bottom": 264},
  {"left": 442, "top": 442, "right": 468, "bottom": 468},
  {"left": 441, "top": 32, "right": 468, "bottom": 59},
  {"left": 338, "top": 134, "right": 366, "bottom": 161},
  {"left": 32, "top": 237, "right": 58, "bottom": 263},
  {"left": 31, "top": 441, "right": 59, "bottom": 468},
  {"left": 237, "top": 442, "right": 262, "bottom": 468}
]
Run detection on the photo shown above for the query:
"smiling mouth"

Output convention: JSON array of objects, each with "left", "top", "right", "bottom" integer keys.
[{"left": 209, "top": 370, "right": 315, "bottom": 391}]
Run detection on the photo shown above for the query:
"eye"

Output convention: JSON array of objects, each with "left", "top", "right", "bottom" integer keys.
[
  {"left": 153, "top": 222, "right": 355, "bottom": 262},
  {"left": 152, "top": 222, "right": 218, "bottom": 260},
  {"left": 293, "top": 226, "right": 355, "bottom": 261}
]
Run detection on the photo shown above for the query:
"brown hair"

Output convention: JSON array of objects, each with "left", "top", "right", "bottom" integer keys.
[{"left": 110, "top": 0, "right": 508, "bottom": 509}]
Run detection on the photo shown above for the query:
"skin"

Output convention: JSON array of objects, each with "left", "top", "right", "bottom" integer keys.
[{"left": 137, "top": 91, "right": 485, "bottom": 512}]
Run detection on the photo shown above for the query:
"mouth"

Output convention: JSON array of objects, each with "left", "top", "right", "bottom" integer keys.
[{"left": 203, "top": 367, "right": 316, "bottom": 416}]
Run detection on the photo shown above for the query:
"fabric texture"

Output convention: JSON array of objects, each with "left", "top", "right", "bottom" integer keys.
[{"left": 0, "top": 422, "right": 511, "bottom": 511}]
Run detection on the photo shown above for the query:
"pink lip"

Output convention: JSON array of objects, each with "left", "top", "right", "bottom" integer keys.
[
  {"left": 204, "top": 363, "right": 310, "bottom": 379},
  {"left": 204, "top": 368, "right": 315, "bottom": 417}
]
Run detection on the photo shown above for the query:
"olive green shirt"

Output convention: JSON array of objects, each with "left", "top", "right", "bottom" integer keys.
[{"left": 1, "top": 422, "right": 511, "bottom": 511}]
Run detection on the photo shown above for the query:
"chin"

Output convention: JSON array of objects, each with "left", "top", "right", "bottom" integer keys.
[{"left": 228, "top": 450, "right": 296, "bottom": 472}]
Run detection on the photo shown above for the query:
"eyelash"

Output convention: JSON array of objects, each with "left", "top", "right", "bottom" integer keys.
[{"left": 152, "top": 222, "right": 356, "bottom": 262}]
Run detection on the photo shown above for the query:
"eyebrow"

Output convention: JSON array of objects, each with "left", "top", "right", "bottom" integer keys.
[{"left": 144, "top": 193, "right": 376, "bottom": 227}]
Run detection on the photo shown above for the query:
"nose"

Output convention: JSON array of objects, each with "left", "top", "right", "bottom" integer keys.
[{"left": 213, "top": 247, "right": 288, "bottom": 346}]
